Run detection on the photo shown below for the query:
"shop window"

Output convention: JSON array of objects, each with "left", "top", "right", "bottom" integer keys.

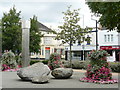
[
  {"left": 73, "top": 52, "right": 81, "bottom": 57},
  {"left": 107, "top": 50, "right": 112, "bottom": 56}
]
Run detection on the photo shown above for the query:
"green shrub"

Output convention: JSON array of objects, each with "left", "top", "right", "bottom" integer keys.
[
  {"left": 15, "top": 55, "right": 22, "bottom": 65},
  {"left": 85, "top": 50, "right": 112, "bottom": 81},
  {"left": 42, "top": 60, "right": 48, "bottom": 64},
  {"left": 62, "top": 60, "right": 90, "bottom": 69},
  {"left": 109, "top": 62, "right": 120, "bottom": 73},
  {"left": 30, "top": 60, "right": 49, "bottom": 65},
  {"left": 61, "top": 60, "right": 71, "bottom": 68},
  {"left": 62, "top": 59, "right": 120, "bottom": 73},
  {"left": 1, "top": 51, "right": 17, "bottom": 70},
  {"left": 48, "top": 53, "right": 63, "bottom": 70},
  {"left": 72, "top": 61, "right": 84, "bottom": 69},
  {"left": 30, "top": 60, "right": 40, "bottom": 65}
]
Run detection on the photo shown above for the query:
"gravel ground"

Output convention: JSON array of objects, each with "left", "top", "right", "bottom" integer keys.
[{"left": 1, "top": 69, "right": 118, "bottom": 88}]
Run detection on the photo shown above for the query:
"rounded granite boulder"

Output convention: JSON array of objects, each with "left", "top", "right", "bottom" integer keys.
[
  {"left": 31, "top": 76, "right": 49, "bottom": 84},
  {"left": 17, "top": 62, "right": 50, "bottom": 81},
  {"left": 51, "top": 68, "right": 73, "bottom": 79}
]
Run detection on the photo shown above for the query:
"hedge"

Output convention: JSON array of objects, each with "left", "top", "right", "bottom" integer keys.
[
  {"left": 30, "top": 60, "right": 120, "bottom": 73},
  {"left": 109, "top": 62, "right": 120, "bottom": 73},
  {"left": 62, "top": 60, "right": 89, "bottom": 69},
  {"left": 62, "top": 60, "right": 120, "bottom": 73},
  {"left": 30, "top": 60, "right": 49, "bottom": 65}
]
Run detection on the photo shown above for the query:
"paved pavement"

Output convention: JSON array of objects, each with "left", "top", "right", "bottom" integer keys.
[{"left": 1, "top": 69, "right": 118, "bottom": 88}]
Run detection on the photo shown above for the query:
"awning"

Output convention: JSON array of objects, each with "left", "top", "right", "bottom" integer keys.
[{"left": 100, "top": 46, "right": 120, "bottom": 50}]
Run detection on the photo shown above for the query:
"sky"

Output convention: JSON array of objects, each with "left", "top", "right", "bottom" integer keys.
[{"left": 0, "top": 0, "right": 98, "bottom": 30}]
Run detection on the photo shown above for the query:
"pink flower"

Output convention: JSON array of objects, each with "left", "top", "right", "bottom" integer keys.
[
  {"left": 17, "top": 65, "right": 21, "bottom": 68},
  {"left": 2, "top": 64, "right": 7, "bottom": 67}
]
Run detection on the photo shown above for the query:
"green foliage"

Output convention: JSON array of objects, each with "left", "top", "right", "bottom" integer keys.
[
  {"left": 15, "top": 55, "right": 22, "bottom": 65},
  {"left": 88, "top": 50, "right": 109, "bottom": 67},
  {"left": 1, "top": 6, "right": 22, "bottom": 53},
  {"left": 62, "top": 60, "right": 89, "bottom": 69},
  {"left": 86, "top": 2, "right": 120, "bottom": 32},
  {"left": 109, "top": 62, "right": 120, "bottom": 73},
  {"left": 62, "top": 60, "right": 120, "bottom": 73},
  {"left": 86, "top": 50, "right": 112, "bottom": 81},
  {"left": 42, "top": 60, "right": 49, "bottom": 64},
  {"left": 56, "top": 5, "right": 91, "bottom": 67},
  {"left": 30, "top": 60, "right": 48, "bottom": 65},
  {"left": 30, "top": 60, "right": 41, "bottom": 65},
  {"left": 48, "top": 53, "right": 63, "bottom": 70},
  {"left": 30, "top": 15, "right": 44, "bottom": 53},
  {"left": 1, "top": 51, "right": 17, "bottom": 70}
]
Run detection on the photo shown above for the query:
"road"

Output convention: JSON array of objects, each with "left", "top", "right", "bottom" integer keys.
[{"left": 1, "top": 69, "right": 118, "bottom": 88}]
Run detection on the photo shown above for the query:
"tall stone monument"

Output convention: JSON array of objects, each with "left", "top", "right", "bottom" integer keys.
[{"left": 22, "top": 20, "right": 30, "bottom": 67}]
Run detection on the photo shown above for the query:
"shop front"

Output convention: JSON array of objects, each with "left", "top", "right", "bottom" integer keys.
[{"left": 100, "top": 46, "right": 120, "bottom": 62}]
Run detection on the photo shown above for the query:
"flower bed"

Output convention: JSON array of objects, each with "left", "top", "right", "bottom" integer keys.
[
  {"left": 48, "top": 53, "right": 63, "bottom": 70},
  {"left": 1, "top": 51, "right": 22, "bottom": 72},
  {"left": 80, "top": 77, "right": 118, "bottom": 84},
  {"left": 2, "top": 64, "right": 21, "bottom": 72},
  {"left": 80, "top": 50, "right": 118, "bottom": 84}
]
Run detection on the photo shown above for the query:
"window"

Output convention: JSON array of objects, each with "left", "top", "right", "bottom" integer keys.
[
  {"left": 42, "top": 48, "right": 44, "bottom": 55},
  {"left": 111, "top": 34, "right": 113, "bottom": 42},
  {"left": 108, "top": 35, "right": 110, "bottom": 42},
  {"left": 44, "top": 37, "right": 52, "bottom": 45},
  {"left": 73, "top": 51, "right": 81, "bottom": 57},
  {"left": 104, "top": 35, "right": 107, "bottom": 42},
  {"left": 31, "top": 52, "right": 34, "bottom": 56},
  {"left": 104, "top": 34, "right": 113, "bottom": 42}
]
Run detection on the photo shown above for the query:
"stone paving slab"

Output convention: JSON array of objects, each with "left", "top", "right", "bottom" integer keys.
[{"left": 1, "top": 70, "right": 118, "bottom": 88}]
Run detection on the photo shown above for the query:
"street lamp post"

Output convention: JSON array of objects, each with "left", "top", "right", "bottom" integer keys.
[
  {"left": 80, "top": 14, "right": 85, "bottom": 61},
  {"left": 82, "top": 44, "right": 85, "bottom": 61},
  {"left": 96, "top": 20, "right": 98, "bottom": 50},
  {"left": 91, "top": 17, "right": 98, "bottom": 50}
]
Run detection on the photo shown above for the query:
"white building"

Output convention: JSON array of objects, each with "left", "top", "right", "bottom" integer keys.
[
  {"left": 30, "top": 22, "right": 65, "bottom": 59},
  {"left": 65, "top": 28, "right": 120, "bottom": 62},
  {"left": 65, "top": 30, "right": 96, "bottom": 61},
  {"left": 98, "top": 29, "right": 120, "bottom": 62}
]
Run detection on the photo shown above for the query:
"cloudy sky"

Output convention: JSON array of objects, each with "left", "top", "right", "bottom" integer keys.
[{"left": 0, "top": 0, "right": 97, "bottom": 30}]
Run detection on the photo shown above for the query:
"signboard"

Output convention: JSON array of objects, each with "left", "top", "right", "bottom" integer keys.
[
  {"left": 45, "top": 47, "right": 50, "bottom": 50},
  {"left": 100, "top": 46, "right": 120, "bottom": 50}
]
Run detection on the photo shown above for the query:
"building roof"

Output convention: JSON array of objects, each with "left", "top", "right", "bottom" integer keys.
[{"left": 37, "top": 22, "right": 52, "bottom": 32}]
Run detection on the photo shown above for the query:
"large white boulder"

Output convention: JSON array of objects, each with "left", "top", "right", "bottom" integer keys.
[
  {"left": 31, "top": 76, "right": 49, "bottom": 84},
  {"left": 17, "top": 62, "right": 50, "bottom": 81}
]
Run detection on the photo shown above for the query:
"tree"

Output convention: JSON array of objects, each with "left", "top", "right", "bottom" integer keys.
[
  {"left": 86, "top": 1, "right": 120, "bottom": 32},
  {"left": 1, "top": 6, "right": 22, "bottom": 54},
  {"left": 30, "top": 15, "right": 43, "bottom": 53},
  {"left": 56, "top": 6, "right": 90, "bottom": 67}
]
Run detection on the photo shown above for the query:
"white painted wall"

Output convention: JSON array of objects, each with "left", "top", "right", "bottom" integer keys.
[
  {"left": 98, "top": 30, "right": 119, "bottom": 47},
  {"left": 65, "top": 30, "right": 96, "bottom": 51},
  {"left": 98, "top": 29, "right": 119, "bottom": 62}
]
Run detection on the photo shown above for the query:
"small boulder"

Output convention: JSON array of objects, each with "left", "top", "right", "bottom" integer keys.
[
  {"left": 31, "top": 76, "right": 49, "bottom": 84},
  {"left": 17, "top": 62, "right": 50, "bottom": 81},
  {"left": 51, "top": 68, "right": 73, "bottom": 79}
]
